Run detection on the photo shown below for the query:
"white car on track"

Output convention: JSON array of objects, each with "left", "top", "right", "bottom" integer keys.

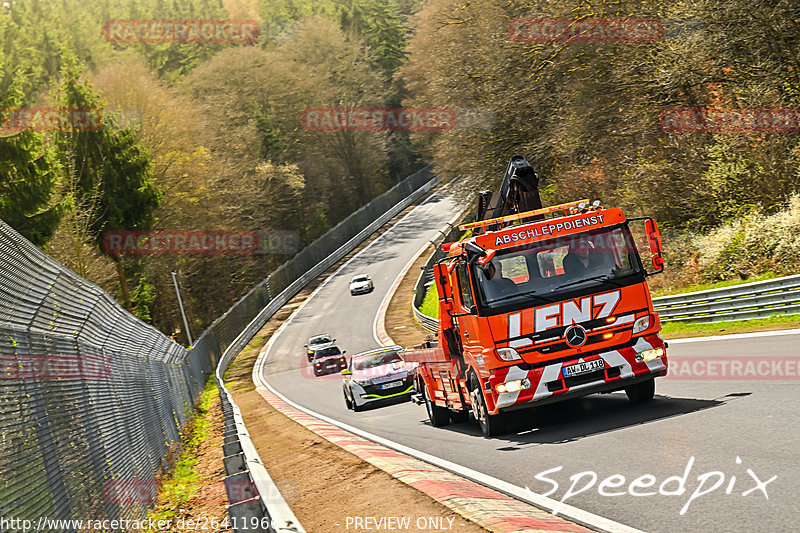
[
  {"left": 341, "top": 346, "right": 417, "bottom": 411},
  {"left": 349, "top": 274, "right": 374, "bottom": 295}
]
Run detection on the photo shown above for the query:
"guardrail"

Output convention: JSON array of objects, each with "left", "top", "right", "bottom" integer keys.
[
  {"left": 652, "top": 274, "right": 800, "bottom": 323},
  {"left": 213, "top": 170, "right": 440, "bottom": 532},
  {"left": 414, "top": 266, "right": 800, "bottom": 330}
]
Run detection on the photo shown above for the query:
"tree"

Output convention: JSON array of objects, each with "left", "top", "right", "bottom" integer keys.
[
  {"left": 0, "top": 76, "right": 63, "bottom": 245},
  {"left": 54, "top": 57, "right": 161, "bottom": 308}
]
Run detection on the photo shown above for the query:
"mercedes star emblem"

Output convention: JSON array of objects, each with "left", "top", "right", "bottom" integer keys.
[{"left": 565, "top": 325, "right": 587, "bottom": 347}]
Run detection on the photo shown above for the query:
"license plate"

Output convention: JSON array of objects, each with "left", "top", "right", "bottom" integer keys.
[
  {"left": 380, "top": 380, "right": 403, "bottom": 390},
  {"left": 562, "top": 359, "right": 605, "bottom": 378}
]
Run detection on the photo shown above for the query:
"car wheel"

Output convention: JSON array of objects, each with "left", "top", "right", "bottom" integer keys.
[
  {"left": 344, "top": 389, "right": 353, "bottom": 410},
  {"left": 469, "top": 373, "right": 506, "bottom": 437},
  {"left": 423, "top": 380, "right": 450, "bottom": 427},
  {"left": 625, "top": 378, "right": 655, "bottom": 403}
]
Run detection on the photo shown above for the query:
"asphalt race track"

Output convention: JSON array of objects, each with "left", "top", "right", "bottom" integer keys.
[{"left": 260, "top": 189, "right": 800, "bottom": 533}]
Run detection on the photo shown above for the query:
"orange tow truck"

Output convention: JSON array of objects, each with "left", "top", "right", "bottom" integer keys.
[{"left": 403, "top": 156, "right": 668, "bottom": 436}]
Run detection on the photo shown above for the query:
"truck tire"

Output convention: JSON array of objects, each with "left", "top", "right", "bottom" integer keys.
[
  {"left": 424, "top": 381, "right": 450, "bottom": 427},
  {"left": 469, "top": 374, "right": 506, "bottom": 437},
  {"left": 625, "top": 378, "right": 655, "bottom": 403}
]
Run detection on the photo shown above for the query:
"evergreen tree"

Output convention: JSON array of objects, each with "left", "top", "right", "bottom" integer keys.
[
  {"left": 54, "top": 57, "right": 160, "bottom": 307},
  {"left": 0, "top": 76, "right": 63, "bottom": 245}
]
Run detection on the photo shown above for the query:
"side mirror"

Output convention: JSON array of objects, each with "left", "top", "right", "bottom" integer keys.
[
  {"left": 340, "top": 369, "right": 352, "bottom": 376},
  {"left": 342, "top": 351, "right": 347, "bottom": 354},
  {"left": 333, "top": 338, "right": 336, "bottom": 342},
  {"left": 304, "top": 344, "right": 308, "bottom": 347},
  {"left": 645, "top": 219, "right": 664, "bottom": 273},
  {"left": 476, "top": 248, "right": 496, "bottom": 270}
]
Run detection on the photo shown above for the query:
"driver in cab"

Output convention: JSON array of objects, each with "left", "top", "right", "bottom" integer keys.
[
  {"left": 563, "top": 237, "right": 605, "bottom": 276},
  {"left": 479, "top": 259, "right": 518, "bottom": 302}
]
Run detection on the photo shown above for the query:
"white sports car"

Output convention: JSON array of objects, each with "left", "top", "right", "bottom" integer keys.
[
  {"left": 341, "top": 346, "right": 417, "bottom": 411},
  {"left": 349, "top": 274, "right": 374, "bottom": 295}
]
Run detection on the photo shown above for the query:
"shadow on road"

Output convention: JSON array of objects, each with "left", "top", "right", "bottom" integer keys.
[{"left": 433, "top": 391, "right": 751, "bottom": 445}]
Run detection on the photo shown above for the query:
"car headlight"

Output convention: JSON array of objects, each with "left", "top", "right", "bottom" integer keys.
[
  {"left": 632, "top": 315, "right": 651, "bottom": 334},
  {"left": 635, "top": 346, "right": 665, "bottom": 362},
  {"left": 497, "top": 347, "right": 521, "bottom": 361},
  {"left": 353, "top": 379, "right": 371, "bottom": 386}
]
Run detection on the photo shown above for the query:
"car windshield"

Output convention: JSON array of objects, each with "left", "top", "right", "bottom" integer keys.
[
  {"left": 309, "top": 335, "right": 332, "bottom": 346},
  {"left": 314, "top": 346, "right": 341, "bottom": 358},
  {"left": 471, "top": 225, "right": 644, "bottom": 311},
  {"left": 352, "top": 276, "right": 369, "bottom": 283},
  {"left": 352, "top": 350, "right": 402, "bottom": 370}
]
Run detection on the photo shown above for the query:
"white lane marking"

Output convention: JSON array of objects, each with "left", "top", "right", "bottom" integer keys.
[
  {"left": 255, "top": 370, "right": 644, "bottom": 533},
  {"left": 668, "top": 328, "right": 800, "bottom": 344}
]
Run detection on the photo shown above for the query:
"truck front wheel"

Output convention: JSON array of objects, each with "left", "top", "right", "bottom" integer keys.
[
  {"left": 424, "top": 381, "right": 450, "bottom": 427},
  {"left": 625, "top": 378, "right": 655, "bottom": 403},
  {"left": 469, "top": 374, "right": 506, "bottom": 437}
]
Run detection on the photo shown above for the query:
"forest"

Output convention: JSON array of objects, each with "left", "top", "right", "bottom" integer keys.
[{"left": 2, "top": 0, "right": 799, "bottom": 342}]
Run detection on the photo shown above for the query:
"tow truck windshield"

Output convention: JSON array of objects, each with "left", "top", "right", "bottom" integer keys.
[{"left": 470, "top": 225, "right": 644, "bottom": 312}]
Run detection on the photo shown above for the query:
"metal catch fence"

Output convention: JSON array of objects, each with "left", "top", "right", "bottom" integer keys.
[{"left": 0, "top": 165, "right": 435, "bottom": 532}]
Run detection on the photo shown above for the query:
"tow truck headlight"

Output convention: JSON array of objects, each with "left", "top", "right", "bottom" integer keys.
[
  {"left": 632, "top": 315, "right": 651, "bottom": 334},
  {"left": 353, "top": 379, "right": 372, "bottom": 386},
  {"left": 497, "top": 347, "right": 521, "bottom": 361},
  {"left": 635, "top": 347, "right": 665, "bottom": 362},
  {"left": 496, "top": 378, "right": 531, "bottom": 394}
]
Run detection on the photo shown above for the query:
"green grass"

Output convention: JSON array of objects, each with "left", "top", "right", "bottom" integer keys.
[
  {"left": 660, "top": 314, "right": 800, "bottom": 339},
  {"left": 147, "top": 378, "right": 218, "bottom": 524},
  {"left": 651, "top": 272, "right": 779, "bottom": 298},
  {"left": 418, "top": 284, "right": 439, "bottom": 319}
]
